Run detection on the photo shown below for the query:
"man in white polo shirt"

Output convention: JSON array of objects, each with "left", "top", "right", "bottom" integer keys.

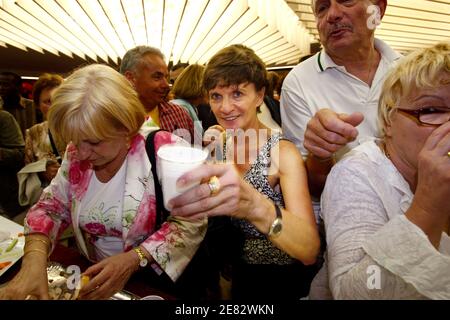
[{"left": 281, "top": 0, "right": 401, "bottom": 200}]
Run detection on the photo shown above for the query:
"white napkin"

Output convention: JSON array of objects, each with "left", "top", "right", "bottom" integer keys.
[{"left": 0, "top": 230, "right": 10, "bottom": 242}]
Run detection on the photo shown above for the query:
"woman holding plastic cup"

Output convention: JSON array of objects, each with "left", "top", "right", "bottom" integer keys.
[
  {"left": 169, "top": 45, "right": 320, "bottom": 299},
  {"left": 0, "top": 64, "right": 206, "bottom": 300}
]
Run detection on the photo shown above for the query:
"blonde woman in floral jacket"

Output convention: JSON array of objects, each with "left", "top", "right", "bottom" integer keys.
[{"left": 0, "top": 64, "right": 206, "bottom": 300}]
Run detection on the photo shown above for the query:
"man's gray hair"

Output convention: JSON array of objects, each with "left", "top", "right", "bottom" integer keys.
[{"left": 119, "top": 46, "right": 165, "bottom": 74}]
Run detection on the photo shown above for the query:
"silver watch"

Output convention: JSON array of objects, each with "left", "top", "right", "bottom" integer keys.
[{"left": 268, "top": 205, "right": 282, "bottom": 237}]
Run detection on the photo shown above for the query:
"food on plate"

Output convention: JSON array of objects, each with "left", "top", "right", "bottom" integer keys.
[
  {"left": 0, "top": 261, "right": 12, "bottom": 270},
  {"left": 46, "top": 263, "right": 91, "bottom": 300},
  {"left": 5, "top": 238, "right": 18, "bottom": 252}
]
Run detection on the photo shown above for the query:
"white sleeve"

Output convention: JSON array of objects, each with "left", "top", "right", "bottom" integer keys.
[
  {"left": 280, "top": 73, "right": 312, "bottom": 157},
  {"left": 322, "top": 161, "right": 450, "bottom": 299},
  {"left": 362, "top": 215, "right": 450, "bottom": 299}
]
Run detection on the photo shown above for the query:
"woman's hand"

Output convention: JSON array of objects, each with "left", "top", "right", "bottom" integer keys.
[
  {"left": 78, "top": 250, "right": 140, "bottom": 300},
  {"left": 202, "top": 125, "right": 224, "bottom": 147},
  {"left": 0, "top": 254, "right": 49, "bottom": 300},
  {"left": 414, "top": 122, "right": 450, "bottom": 215},
  {"left": 407, "top": 122, "right": 450, "bottom": 247},
  {"left": 169, "top": 163, "right": 273, "bottom": 232}
]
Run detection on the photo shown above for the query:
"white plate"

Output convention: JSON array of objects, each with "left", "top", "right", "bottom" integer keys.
[{"left": 0, "top": 216, "right": 25, "bottom": 278}]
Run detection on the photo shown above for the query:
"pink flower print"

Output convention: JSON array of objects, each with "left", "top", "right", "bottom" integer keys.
[
  {"left": 69, "top": 164, "right": 81, "bottom": 184},
  {"left": 166, "top": 226, "right": 183, "bottom": 246},
  {"left": 129, "top": 194, "right": 157, "bottom": 237},
  {"left": 110, "top": 227, "right": 122, "bottom": 237},
  {"left": 130, "top": 194, "right": 156, "bottom": 238},
  {"left": 85, "top": 222, "right": 107, "bottom": 236},
  {"left": 150, "top": 222, "right": 176, "bottom": 243},
  {"left": 129, "top": 134, "right": 145, "bottom": 155},
  {"left": 69, "top": 159, "right": 92, "bottom": 199},
  {"left": 34, "top": 195, "right": 66, "bottom": 214},
  {"left": 154, "top": 131, "right": 176, "bottom": 154},
  {"left": 25, "top": 211, "right": 55, "bottom": 235}
]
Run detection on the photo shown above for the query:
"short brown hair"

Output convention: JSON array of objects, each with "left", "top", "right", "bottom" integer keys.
[
  {"left": 32, "top": 73, "right": 63, "bottom": 106},
  {"left": 203, "top": 44, "right": 267, "bottom": 92},
  {"left": 172, "top": 64, "right": 206, "bottom": 101}
]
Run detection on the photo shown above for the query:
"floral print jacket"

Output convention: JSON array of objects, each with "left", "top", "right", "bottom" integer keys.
[{"left": 25, "top": 123, "right": 207, "bottom": 281}]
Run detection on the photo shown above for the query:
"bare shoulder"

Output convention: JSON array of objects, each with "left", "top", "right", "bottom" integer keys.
[
  {"left": 270, "top": 138, "right": 305, "bottom": 174},
  {"left": 278, "top": 139, "right": 304, "bottom": 162}
]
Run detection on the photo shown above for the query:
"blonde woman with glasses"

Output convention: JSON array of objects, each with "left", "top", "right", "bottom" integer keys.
[{"left": 310, "top": 42, "right": 450, "bottom": 299}]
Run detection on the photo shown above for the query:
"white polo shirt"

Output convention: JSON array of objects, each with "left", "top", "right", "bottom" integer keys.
[{"left": 280, "top": 38, "right": 402, "bottom": 159}]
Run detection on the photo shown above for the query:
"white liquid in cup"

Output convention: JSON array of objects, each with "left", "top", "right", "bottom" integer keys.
[{"left": 157, "top": 145, "right": 208, "bottom": 210}]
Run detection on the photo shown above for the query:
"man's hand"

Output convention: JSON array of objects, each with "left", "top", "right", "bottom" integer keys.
[{"left": 304, "top": 109, "right": 364, "bottom": 159}]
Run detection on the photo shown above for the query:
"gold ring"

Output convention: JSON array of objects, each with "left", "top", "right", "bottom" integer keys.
[
  {"left": 208, "top": 176, "right": 220, "bottom": 195},
  {"left": 448, "top": 151, "right": 450, "bottom": 158}
]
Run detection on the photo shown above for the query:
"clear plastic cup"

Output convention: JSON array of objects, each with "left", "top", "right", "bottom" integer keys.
[{"left": 157, "top": 145, "right": 207, "bottom": 210}]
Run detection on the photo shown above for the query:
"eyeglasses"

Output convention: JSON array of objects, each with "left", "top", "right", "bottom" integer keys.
[{"left": 396, "top": 107, "right": 450, "bottom": 126}]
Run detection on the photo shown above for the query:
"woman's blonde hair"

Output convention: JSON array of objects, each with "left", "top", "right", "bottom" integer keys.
[
  {"left": 172, "top": 64, "right": 206, "bottom": 101},
  {"left": 48, "top": 64, "right": 146, "bottom": 145},
  {"left": 378, "top": 42, "right": 450, "bottom": 138}
]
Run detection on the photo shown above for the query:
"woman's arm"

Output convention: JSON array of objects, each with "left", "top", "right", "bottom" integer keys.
[
  {"left": 78, "top": 209, "right": 207, "bottom": 298},
  {"left": 322, "top": 159, "right": 450, "bottom": 300},
  {"left": 140, "top": 130, "right": 207, "bottom": 282},
  {"left": 403, "top": 122, "right": 450, "bottom": 248},
  {"left": 24, "top": 144, "right": 74, "bottom": 249},
  {"left": 0, "top": 234, "right": 50, "bottom": 299},
  {"left": 267, "top": 140, "right": 320, "bottom": 264},
  {"left": 168, "top": 146, "right": 320, "bottom": 264},
  {"left": 140, "top": 215, "right": 207, "bottom": 282}
]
